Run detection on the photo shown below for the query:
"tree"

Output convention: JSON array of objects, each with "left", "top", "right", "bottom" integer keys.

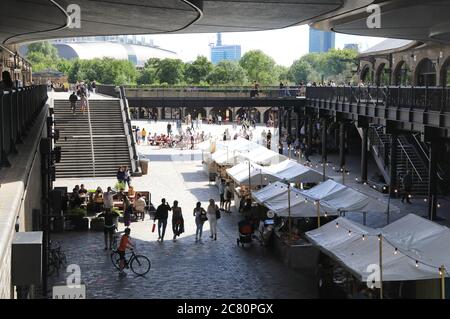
[
  {"left": 206, "top": 61, "right": 247, "bottom": 85},
  {"left": 27, "top": 41, "right": 59, "bottom": 60},
  {"left": 156, "top": 58, "right": 185, "bottom": 85},
  {"left": 239, "top": 50, "right": 277, "bottom": 84},
  {"left": 289, "top": 59, "right": 312, "bottom": 84},
  {"left": 184, "top": 56, "right": 213, "bottom": 84},
  {"left": 274, "top": 65, "right": 290, "bottom": 83}
]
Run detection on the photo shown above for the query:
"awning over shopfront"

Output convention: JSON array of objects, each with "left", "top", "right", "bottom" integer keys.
[
  {"left": 264, "top": 160, "right": 324, "bottom": 184},
  {"left": 306, "top": 214, "right": 450, "bottom": 281}
]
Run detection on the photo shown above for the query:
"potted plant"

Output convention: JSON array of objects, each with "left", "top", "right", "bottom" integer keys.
[
  {"left": 115, "top": 181, "right": 126, "bottom": 192},
  {"left": 90, "top": 216, "right": 105, "bottom": 231},
  {"left": 65, "top": 207, "right": 89, "bottom": 231}
]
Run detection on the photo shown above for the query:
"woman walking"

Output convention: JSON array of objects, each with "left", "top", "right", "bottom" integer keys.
[
  {"left": 172, "top": 200, "right": 184, "bottom": 241},
  {"left": 123, "top": 194, "right": 132, "bottom": 227},
  {"left": 193, "top": 202, "right": 207, "bottom": 242},
  {"left": 207, "top": 199, "right": 219, "bottom": 241}
]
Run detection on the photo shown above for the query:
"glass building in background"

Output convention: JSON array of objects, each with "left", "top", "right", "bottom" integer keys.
[
  {"left": 210, "top": 33, "right": 241, "bottom": 64},
  {"left": 309, "top": 28, "right": 335, "bottom": 53}
]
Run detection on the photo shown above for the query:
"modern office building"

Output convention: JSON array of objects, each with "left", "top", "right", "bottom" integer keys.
[
  {"left": 309, "top": 28, "right": 335, "bottom": 53},
  {"left": 210, "top": 33, "right": 241, "bottom": 64}
]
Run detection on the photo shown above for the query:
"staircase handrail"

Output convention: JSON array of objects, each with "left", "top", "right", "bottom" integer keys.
[
  {"left": 85, "top": 94, "right": 96, "bottom": 177},
  {"left": 118, "top": 86, "right": 140, "bottom": 175},
  {"left": 411, "top": 133, "right": 445, "bottom": 182},
  {"left": 397, "top": 137, "right": 423, "bottom": 182}
]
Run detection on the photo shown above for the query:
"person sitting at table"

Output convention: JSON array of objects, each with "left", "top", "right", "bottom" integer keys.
[
  {"left": 134, "top": 193, "right": 147, "bottom": 221},
  {"left": 93, "top": 187, "right": 104, "bottom": 213},
  {"left": 71, "top": 185, "right": 82, "bottom": 208}
]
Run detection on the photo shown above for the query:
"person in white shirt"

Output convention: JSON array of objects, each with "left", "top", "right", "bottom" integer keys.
[
  {"left": 207, "top": 199, "right": 219, "bottom": 240},
  {"left": 103, "top": 187, "right": 116, "bottom": 213},
  {"left": 134, "top": 193, "right": 147, "bottom": 221}
]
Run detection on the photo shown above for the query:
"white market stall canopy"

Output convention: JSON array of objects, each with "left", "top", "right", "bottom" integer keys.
[
  {"left": 299, "top": 179, "right": 388, "bottom": 213},
  {"left": 306, "top": 214, "right": 450, "bottom": 282},
  {"left": 211, "top": 139, "right": 260, "bottom": 166},
  {"left": 226, "top": 162, "right": 279, "bottom": 186},
  {"left": 264, "top": 160, "right": 324, "bottom": 184},
  {"left": 252, "top": 181, "right": 289, "bottom": 204},
  {"left": 239, "top": 146, "right": 286, "bottom": 166},
  {"left": 252, "top": 181, "right": 337, "bottom": 218}
]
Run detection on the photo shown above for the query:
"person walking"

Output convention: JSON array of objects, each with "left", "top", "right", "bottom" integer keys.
[
  {"left": 80, "top": 89, "right": 87, "bottom": 115},
  {"left": 193, "top": 202, "right": 207, "bottom": 242},
  {"left": 124, "top": 166, "right": 132, "bottom": 188},
  {"left": 134, "top": 193, "right": 147, "bottom": 221},
  {"left": 155, "top": 198, "right": 171, "bottom": 241},
  {"left": 401, "top": 170, "right": 413, "bottom": 204},
  {"left": 171, "top": 200, "right": 184, "bottom": 241},
  {"left": 218, "top": 179, "right": 225, "bottom": 210},
  {"left": 123, "top": 195, "right": 133, "bottom": 227},
  {"left": 167, "top": 122, "right": 172, "bottom": 136},
  {"left": 266, "top": 130, "right": 272, "bottom": 150},
  {"left": 224, "top": 183, "right": 232, "bottom": 212},
  {"left": 103, "top": 186, "right": 116, "bottom": 213},
  {"left": 207, "top": 199, "right": 219, "bottom": 240},
  {"left": 93, "top": 187, "right": 104, "bottom": 214},
  {"left": 98, "top": 205, "right": 119, "bottom": 250},
  {"left": 69, "top": 91, "right": 78, "bottom": 115},
  {"left": 141, "top": 128, "right": 147, "bottom": 145}
]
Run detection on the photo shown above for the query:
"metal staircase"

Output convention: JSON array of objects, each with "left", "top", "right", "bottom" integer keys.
[{"left": 368, "top": 125, "right": 430, "bottom": 195}]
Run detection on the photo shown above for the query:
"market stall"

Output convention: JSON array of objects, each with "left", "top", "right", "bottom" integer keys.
[
  {"left": 264, "top": 160, "right": 325, "bottom": 185},
  {"left": 239, "top": 145, "right": 286, "bottom": 166},
  {"left": 306, "top": 213, "right": 450, "bottom": 298}
]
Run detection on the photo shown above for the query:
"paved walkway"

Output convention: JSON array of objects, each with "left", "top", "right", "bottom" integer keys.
[{"left": 51, "top": 147, "right": 316, "bottom": 299}]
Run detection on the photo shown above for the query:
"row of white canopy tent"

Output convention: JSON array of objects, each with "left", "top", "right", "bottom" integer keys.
[
  {"left": 252, "top": 179, "right": 392, "bottom": 219},
  {"left": 226, "top": 160, "right": 324, "bottom": 186},
  {"left": 305, "top": 214, "right": 450, "bottom": 283}
]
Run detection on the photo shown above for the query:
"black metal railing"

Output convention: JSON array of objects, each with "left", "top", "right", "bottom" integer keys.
[
  {"left": 0, "top": 85, "right": 47, "bottom": 168},
  {"left": 306, "top": 86, "right": 450, "bottom": 112}
]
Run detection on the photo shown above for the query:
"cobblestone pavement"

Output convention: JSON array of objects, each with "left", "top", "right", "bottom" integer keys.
[{"left": 51, "top": 147, "right": 317, "bottom": 299}]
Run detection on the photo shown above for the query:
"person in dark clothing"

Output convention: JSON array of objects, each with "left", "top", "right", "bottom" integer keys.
[
  {"left": 1, "top": 71, "right": 14, "bottom": 90},
  {"left": 69, "top": 91, "right": 78, "bottom": 114},
  {"left": 401, "top": 170, "right": 413, "bottom": 204},
  {"left": 266, "top": 130, "right": 272, "bottom": 150},
  {"left": 98, "top": 209, "right": 120, "bottom": 250},
  {"left": 117, "top": 166, "right": 126, "bottom": 185},
  {"left": 167, "top": 122, "right": 172, "bottom": 136},
  {"left": 171, "top": 200, "right": 184, "bottom": 241},
  {"left": 155, "top": 198, "right": 171, "bottom": 241}
]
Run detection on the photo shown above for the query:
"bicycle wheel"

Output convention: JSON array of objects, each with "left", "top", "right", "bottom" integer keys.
[
  {"left": 110, "top": 251, "right": 121, "bottom": 270},
  {"left": 130, "top": 255, "right": 151, "bottom": 276}
]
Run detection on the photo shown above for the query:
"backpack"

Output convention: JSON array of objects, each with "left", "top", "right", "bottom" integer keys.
[{"left": 216, "top": 208, "right": 221, "bottom": 219}]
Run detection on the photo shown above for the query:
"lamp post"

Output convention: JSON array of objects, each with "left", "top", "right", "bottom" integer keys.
[
  {"left": 286, "top": 180, "right": 292, "bottom": 241},
  {"left": 248, "top": 161, "right": 252, "bottom": 196},
  {"left": 440, "top": 265, "right": 446, "bottom": 300},
  {"left": 316, "top": 200, "right": 321, "bottom": 228}
]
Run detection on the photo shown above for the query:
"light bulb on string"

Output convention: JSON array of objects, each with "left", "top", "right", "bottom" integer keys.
[
  {"left": 336, "top": 222, "right": 339, "bottom": 229},
  {"left": 362, "top": 235, "right": 366, "bottom": 241},
  {"left": 415, "top": 260, "right": 419, "bottom": 268},
  {"left": 424, "top": 198, "right": 427, "bottom": 202},
  {"left": 393, "top": 248, "right": 398, "bottom": 255},
  {"left": 348, "top": 230, "right": 352, "bottom": 236},
  {"left": 378, "top": 234, "right": 382, "bottom": 241},
  {"left": 439, "top": 268, "right": 443, "bottom": 276},
  {"left": 438, "top": 203, "right": 441, "bottom": 208}
]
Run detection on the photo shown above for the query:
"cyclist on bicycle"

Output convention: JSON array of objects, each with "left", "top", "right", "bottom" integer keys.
[{"left": 118, "top": 228, "right": 134, "bottom": 276}]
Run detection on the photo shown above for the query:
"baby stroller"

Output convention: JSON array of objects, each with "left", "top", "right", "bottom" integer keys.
[{"left": 237, "top": 218, "right": 254, "bottom": 247}]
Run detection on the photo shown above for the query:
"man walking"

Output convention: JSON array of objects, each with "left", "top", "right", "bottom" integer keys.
[
  {"left": 401, "top": 170, "right": 413, "bottom": 204},
  {"left": 69, "top": 91, "right": 78, "bottom": 115},
  {"left": 155, "top": 198, "right": 171, "bottom": 241}
]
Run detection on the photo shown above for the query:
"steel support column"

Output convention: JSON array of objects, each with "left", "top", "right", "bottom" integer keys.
[
  {"left": 339, "top": 122, "right": 345, "bottom": 168},
  {"left": 361, "top": 126, "right": 368, "bottom": 182},
  {"left": 428, "top": 138, "right": 438, "bottom": 220},
  {"left": 389, "top": 134, "right": 398, "bottom": 198},
  {"left": 321, "top": 119, "right": 327, "bottom": 163}
]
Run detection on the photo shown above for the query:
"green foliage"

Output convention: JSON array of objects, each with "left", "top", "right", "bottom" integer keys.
[
  {"left": 239, "top": 50, "right": 277, "bottom": 84},
  {"left": 206, "top": 61, "right": 247, "bottom": 85},
  {"left": 66, "top": 207, "right": 87, "bottom": 217},
  {"left": 184, "top": 56, "right": 213, "bottom": 84},
  {"left": 115, "top": 181, "right": 126, "bottom": 191},
  {"left": 289, "top": 59, "right": 312, "bottom": 84},
  {"left": 156, "top": 58, "right": 185, "bottom": 85}
]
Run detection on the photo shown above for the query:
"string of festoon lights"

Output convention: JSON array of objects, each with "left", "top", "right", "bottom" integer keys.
[{"left": 332, "top": 219, "right": 450, "bottom": 288}]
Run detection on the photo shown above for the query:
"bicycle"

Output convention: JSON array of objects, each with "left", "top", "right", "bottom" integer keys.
[
  {"left": 47, "top": 241, "right": 67, "bottom": 276},
  {"left": 110, "top": 229, "right": 124, "bottom": 251},
  {"left": 110, "top": 247, "right": 151, "bottom": 276}
]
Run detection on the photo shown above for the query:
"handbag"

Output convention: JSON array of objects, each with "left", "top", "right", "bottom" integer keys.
[
  {"left": 200, "top": 213, "right": 208, "bottom": 223},
  {"left": 216, "top": 208, "right": 221, "bottom": 219},
  {"left": 152, "top": 222, "right": 156, "bottom": 233}
]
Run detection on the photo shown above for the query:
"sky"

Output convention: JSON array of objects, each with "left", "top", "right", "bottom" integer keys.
[{"left": 149, "top": 25, "right": 385, "bottom": 66}]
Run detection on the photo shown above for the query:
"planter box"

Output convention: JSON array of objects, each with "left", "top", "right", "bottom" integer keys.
[
  {"left": 90, "top": 218, "right": 105, "bottom": 231},
  {"left": 65, "top": 216, "right": 89, "bottom": 231}
]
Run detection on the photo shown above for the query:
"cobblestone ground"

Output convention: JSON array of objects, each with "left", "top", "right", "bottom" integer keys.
[{"left": 51, "top": 146, "right": 316, "bottom": 299}]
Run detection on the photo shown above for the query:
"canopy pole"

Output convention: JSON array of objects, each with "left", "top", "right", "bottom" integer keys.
[
  {"left": 322, "top": 162, "right": 326, "bottom": 182},
  {"left": 316, "top": 201, "right": 320, "bottom": 228},
  {"left": 298, "top": 147, "right": 302, "bottom": 164},
  {"left": 248, "top": 161, "right": 252, "bottom": 196},
  {"left": 440, "top": 265, "right": 446, "bottom": 300},
  {"left": 260, "top": 169, "right": 263, "bottom": 188},
  {"left": 379, "top": 234, "right": 384, "bottom": 299},
  {"left": 342, "top": 165, "right": 345, "bottom": 185},
  {"left": 288, "top": 183, "right": 292, "bottom": 241}
]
